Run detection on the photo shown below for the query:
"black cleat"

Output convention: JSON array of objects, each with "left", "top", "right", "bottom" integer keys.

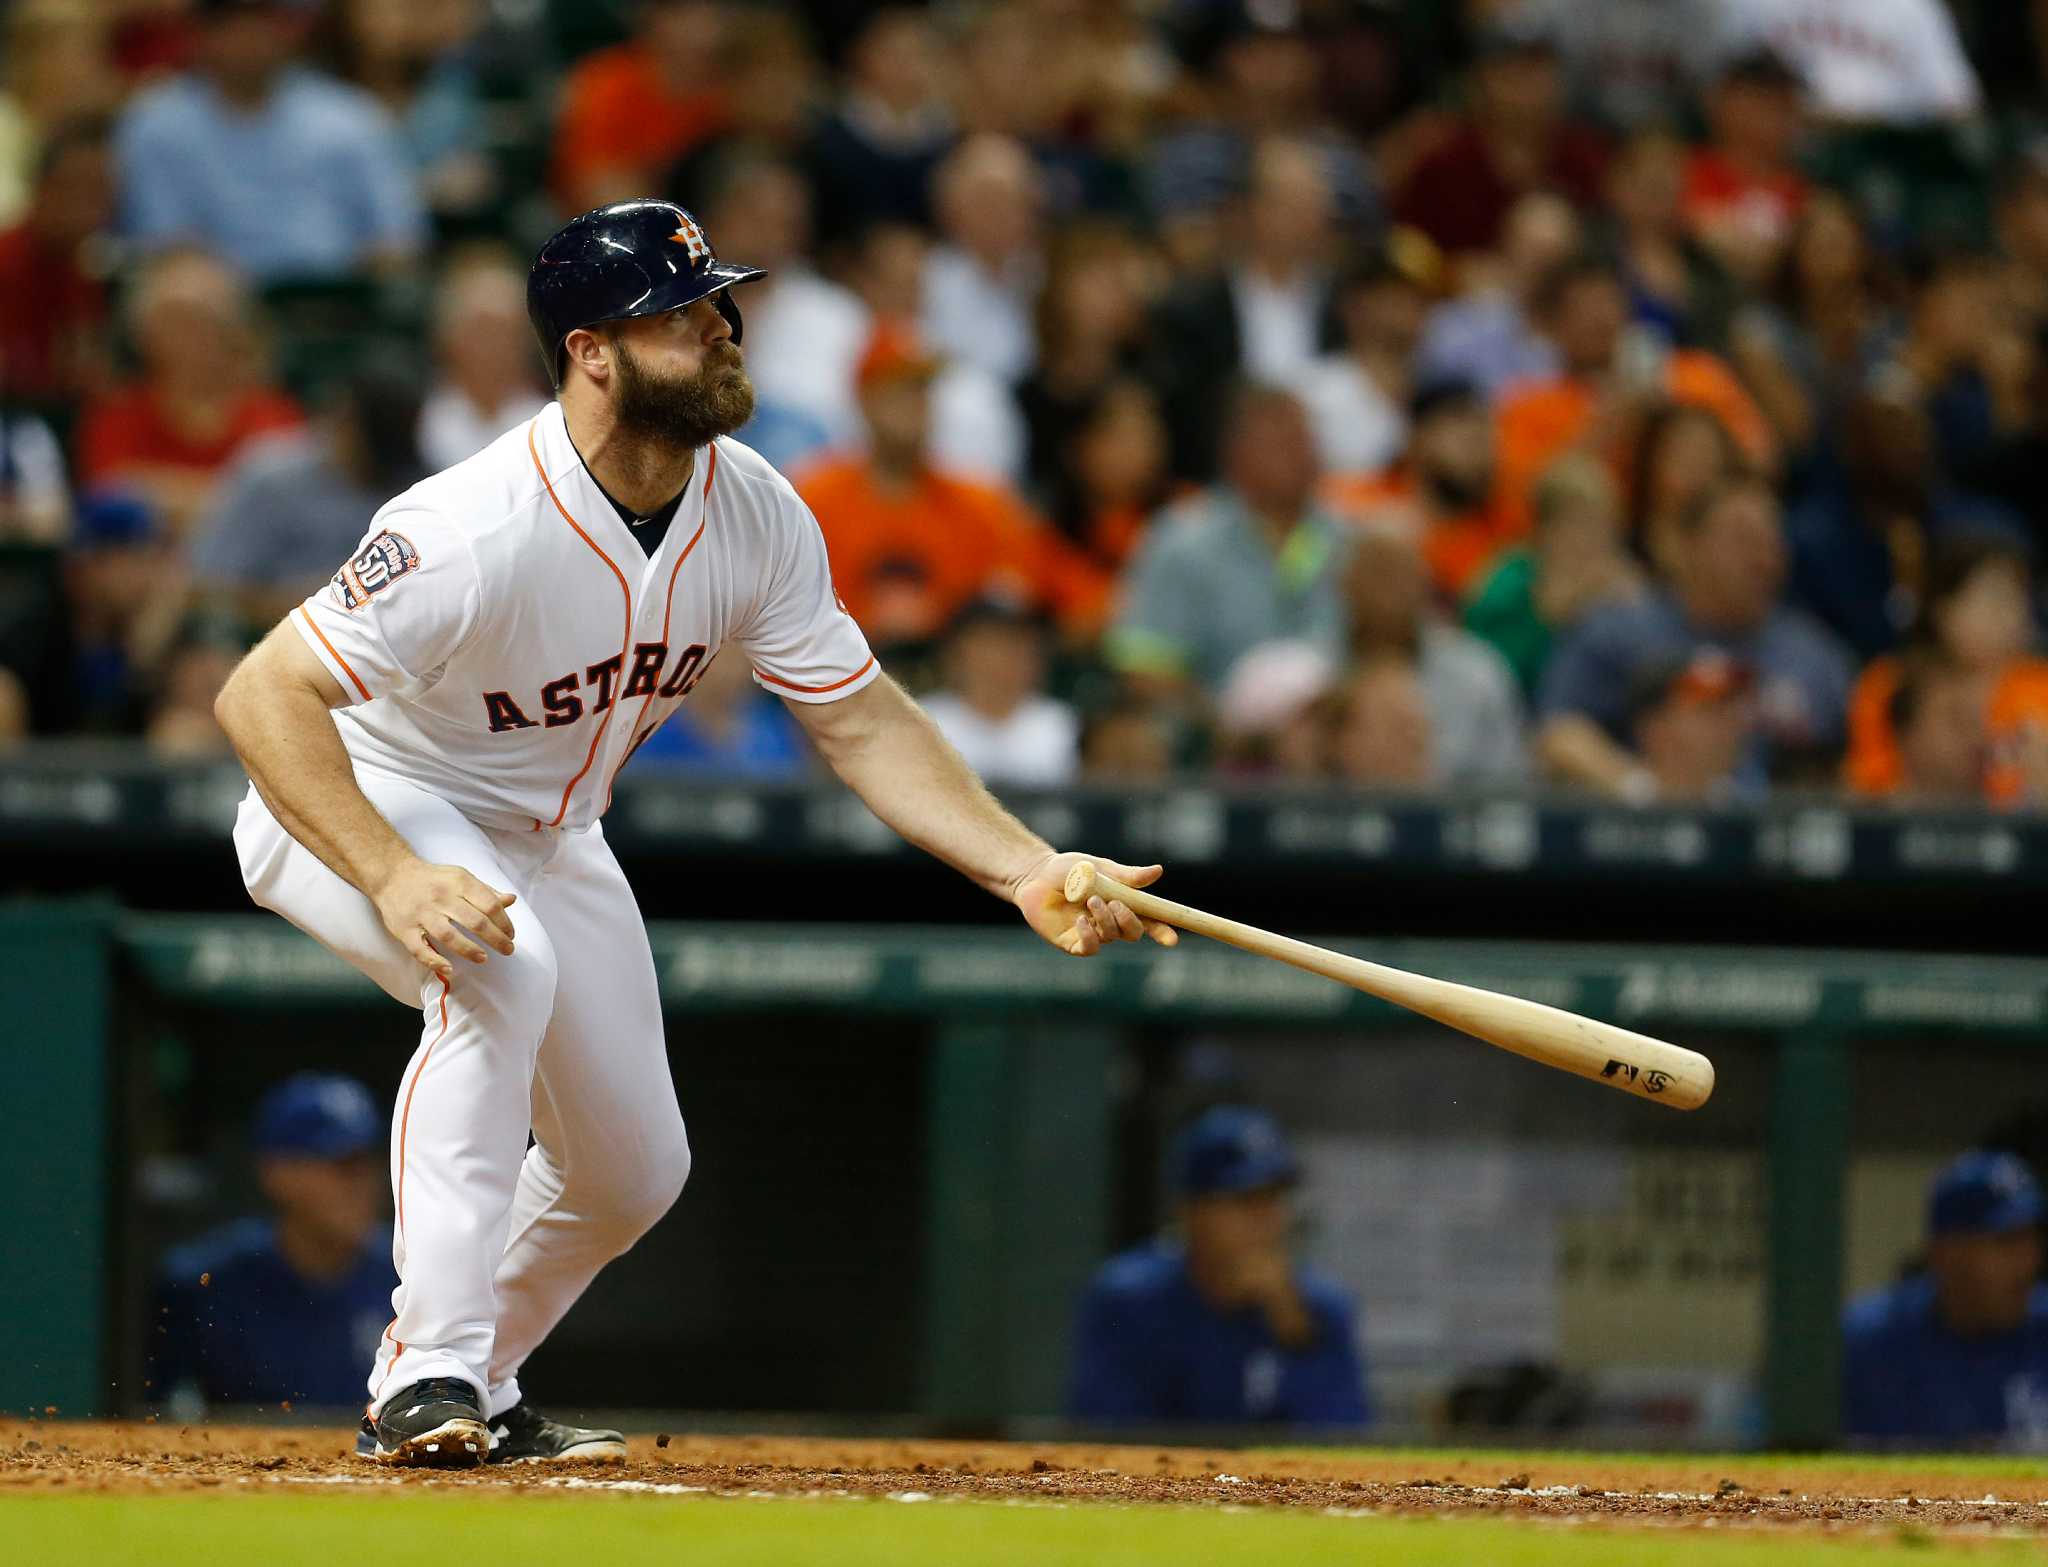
[
  {"left": 486, "top": 1402, "right": 628, "bottom": 1464},
  {"left": 355, "top": 1377, "right": 489, "bottom": 1467}
]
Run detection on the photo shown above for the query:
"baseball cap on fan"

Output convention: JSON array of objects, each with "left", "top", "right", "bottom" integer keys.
[
  {"left": 1174, "top": 1106, "right": 1301, "bottom": 1198},
  {"left": 251, "top": 1073, "right": 382, "bottom": 1160},
  {"left": 1928, "top": 1152, "right": 2046, "bottom": 1237}
]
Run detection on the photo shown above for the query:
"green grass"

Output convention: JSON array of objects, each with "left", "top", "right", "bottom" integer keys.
[{"left": 2, "top": 1492, "right": 2036, "bottom": 1566}]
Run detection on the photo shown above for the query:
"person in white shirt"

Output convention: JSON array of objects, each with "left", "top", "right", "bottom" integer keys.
[
  {"left": 212, "top": 199, "right": 1169, "bottom": 1470},
  {"left": 695, "top": 148, "right": 870, "bottom": 474},
  {"left": 416, "top": 255, "right": 551, "bottom": 472},
  {"left": 1710, "top": 0, "right": 1981, "bottom": 124},
  {"left": 920, "top": 133, "right": 1046, "bottom": 385},
  {"left": 1292, "top": 251, "right": 1427, "bottom": 476},
  {"left": 920, "top": 595, "right": 1079, "bottom": 788}
]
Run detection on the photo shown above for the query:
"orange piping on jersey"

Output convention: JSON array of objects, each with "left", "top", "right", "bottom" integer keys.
[
  {"left": 296, "top": 605, "right": 371, "bottom": 702},
  {"left": 373, "top": 973, "right": 449, "bottom": 1407},
  {"left": 603, "top": 445, "right": 715, "bottom": 812},
  {"left": 754, "top": 654, "right": 878, "bottom": 694},
  {"left": 529, "top": 422, "right": 634, "bottom": 827}
]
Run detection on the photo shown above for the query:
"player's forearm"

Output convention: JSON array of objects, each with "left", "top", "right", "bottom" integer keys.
[
  {"left": 215, "top": 647, "right": 416, "bottom": 901},
  {"left": 799, "top": 675, "right": 1053, "bottom": 900}
]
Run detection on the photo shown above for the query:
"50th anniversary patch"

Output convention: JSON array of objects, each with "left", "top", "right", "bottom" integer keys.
[{"left": 330, "top": 531, "right": 421, "bottom": 611}]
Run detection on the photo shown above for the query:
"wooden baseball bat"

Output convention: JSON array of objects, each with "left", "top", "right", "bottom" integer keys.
[{"left": 1065, "top": 863, "right": 1714, "bottom": 1112}]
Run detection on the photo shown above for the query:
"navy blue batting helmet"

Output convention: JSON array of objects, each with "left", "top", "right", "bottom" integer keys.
[{"left": 526, "top": 200, "right": 766, "bottom": 389}]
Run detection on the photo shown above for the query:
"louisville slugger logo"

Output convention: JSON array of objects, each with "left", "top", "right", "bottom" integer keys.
[
  {"left": 1600, "top": 1059, "right": 1671, "bottom": 1094},
  {"left": 329, "top": 531, "right": 420, "bottom": 611}
]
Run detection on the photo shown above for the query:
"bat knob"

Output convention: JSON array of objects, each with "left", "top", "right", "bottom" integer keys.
[{"left": 1063, "top": 861, "right": 1099, "bottom": 904}]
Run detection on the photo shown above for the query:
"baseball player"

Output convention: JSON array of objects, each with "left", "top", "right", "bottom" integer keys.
[{"left": 214, "top": 200, "right": 1177, "bottom": 1466}]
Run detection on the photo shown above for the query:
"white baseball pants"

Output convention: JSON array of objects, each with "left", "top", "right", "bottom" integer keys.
[{"left": 233, "top": 771, "right": 690, "bottom": 1418}]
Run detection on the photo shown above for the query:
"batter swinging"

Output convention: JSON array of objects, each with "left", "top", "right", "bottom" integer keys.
[{"left": 215, "top": 201, "right": 1175, "bottom": 1466}]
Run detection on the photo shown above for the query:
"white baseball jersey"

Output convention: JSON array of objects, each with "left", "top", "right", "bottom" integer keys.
[
  {"left": 291, "top": 402, "right": 878, "bottom": 831},
  {"left": 238, "top": 401, "right": 880, "bottom": 1422}
]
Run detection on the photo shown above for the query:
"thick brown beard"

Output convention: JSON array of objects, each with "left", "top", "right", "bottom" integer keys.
[{"left": 612, "top": 337, "right": 756, "bottom": 449}]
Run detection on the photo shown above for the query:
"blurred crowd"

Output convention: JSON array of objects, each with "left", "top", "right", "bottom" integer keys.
[{"left": 9, "top": 0, "right": 2048, "bottom": 809}]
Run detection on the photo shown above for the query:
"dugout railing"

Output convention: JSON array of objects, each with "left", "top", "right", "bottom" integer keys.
[{"left": 10, "top": 903, "right": 2048, "bottom": 1446}]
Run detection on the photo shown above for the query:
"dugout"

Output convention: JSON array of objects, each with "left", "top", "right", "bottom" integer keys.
[{"left": 7, "top": 903, "right": 2046, "bottom": 1450}]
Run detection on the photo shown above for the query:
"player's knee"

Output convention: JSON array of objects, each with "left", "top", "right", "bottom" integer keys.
[{"left": 594, "top": 1119, "right": 691, "bottom": 1242}]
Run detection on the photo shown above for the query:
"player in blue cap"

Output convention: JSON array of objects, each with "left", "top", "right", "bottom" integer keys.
[
  {"left": 1066, "top": 1105, "right": 1369, "bottom": 1428},
  {"left": 1842, "top": 1150, "right": 2048, "bottom": 1445},
  {"left": 148, "top": 1073, "right": 396, "bottom": 1415}
]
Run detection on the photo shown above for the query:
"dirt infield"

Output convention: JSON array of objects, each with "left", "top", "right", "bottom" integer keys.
[{"left": 4, "top": 1420, "right": 2046, "bottom": 1538}]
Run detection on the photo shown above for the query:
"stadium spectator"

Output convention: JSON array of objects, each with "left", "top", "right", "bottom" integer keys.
[
  {"left": 1730, "top": 189, "right": 1895, "bottom": 474},
  {"left": 1789, "top": 376, "right": 2028, "bottom": 663},
  {"left": 805, "top": 8, "right": 954, "bottom": 245},
  {"left": 1495, "top": 254, "right": 1773, "bottom": 537},
  {"left": 1045, "top": 377, "right": 1171, "bottom": 586},
  {"left": 627, "top": 645, "right": 807, "bottom": 778},
  {"left": 1623, "top": 648, "right": 1756, "bottom": 801},
  {"left": 1503, "top": 0, "right": 1722, "bottom": 133},
  {"left": 1538, "top": 472, "right": 1853, "bottom": 797},
  {"left": 1412, "top": 192, "right": 1574, "bottom": 401},
  {"left": 1392, "top": 21, "right": 1607, "bottom": 261},
  {"left": 1628, "top": 403, "right": 1740, "bottom": 579},
  {"left": 919, "top": 596, "right": 1078, "bottom": 788},
  {"left": 0, "top": 0, "right": 121, "bottom": 227},
  {"left": 1992, "top": 152, "right": 2048, "bottom": 334},
  {"left": 845, "top": 223, "right": 1028, "bottom": 485},
  {"left": 1466, "top": 454, "right": 1646, "bottom": 701},
  {"left": 188, "top": 357, "right": 426, "bottom": 626},
  {"left": 1600, "top": 127, "right": 1738, "bottom": 353},
  {"left": 1292, "top": 249, "right": 1428, "bottom": 477},
  {"left": 1325, "top": 377, "right": 1512, "bottom": 600},
  {"left": 551, "top": 0, "right": 729, "bottom": 215},
  {"left": 1214, "top": 639, "right": 1336, "bottom": 782},
  {"left": 0, "top": 114, "right": 116, "bottom": 411},
  {"left": 61, "top": 490, "right": 181, "bottom": 734},
  {"left": 1843, "top": 1151, "right": 2048, "bottom": 1446},
  {"left": 666, "top": 6, "right": 823, "bottom": 211},
  {"left": 115, "top": 0, "right": 426, "bottom": 283},
  {"left": 920, "top": 135, "right": 1046, "bottom": 387},
  {"left": 1017, "top": 225, "right": 1158, "bottom": 507},
  {"left": 75, "top": 249, "right": 303, "bottom": 536},
  {"left": 1108, "top": 384, "right": 1348, "bottom": 694},
  {"left": 1682, "top": 49, "right": 1811, "bottom": 290},
  {"left": 1068, "top": 1105, "right": 1368, "bottom": 1429},
  {"left": 798, "top": 323, "right": 1090, "bottom": 648},
  {"left": 1844, "top": 537, "right": 2048, "bottom": 805},
  {"left": 1886, "top": 656, "right": 1992, "bottom": 805},
  {"left": 1079, "top": 698, "right": 1177, "bottom": 781},
  {"left": 416, "top": 251, "right": 550, "bottom": 473},
  {"left": 697, "top": 149, "right": 868, "bottom": 475},
  {"left": 315, "top": 0, "right": 495, "bottom": 223},
  {"left": 1712, "top": 0, "right": 1982, "bottom": 125},
  {"left": 1342, "top": 523, "right": 1526, "bottom": 787},
  {"left": 0, "top": 666, "right": 25, "bottom": 746},
  {"left": 1142, "top": 1, "right": 1378, "bottom": 278},
  {"left": 148, "top": 1073, "right": 396, "bottom": 1415},
  {"left": 1328, "top": 655, "right": 1433, "bottom": 789},
  {"left": 146, "top": 611, "right": 243, "bottom": 756},
  {"left": 1146, "top": 138, "right": 1338, "bottom": 482}
]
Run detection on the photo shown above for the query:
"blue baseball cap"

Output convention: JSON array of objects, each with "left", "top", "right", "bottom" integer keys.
[
  {"left": 1174, "top": 1106, "right": 1300, "bottom": 1198},
  {"left": 1928, "top": 1151, "right": 2045, "bottom": 1237},
  {"left": 251, "top": 1073, "right": 382, "bottom": 1160}
]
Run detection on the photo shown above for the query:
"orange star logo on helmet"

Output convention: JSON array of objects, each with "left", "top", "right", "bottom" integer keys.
[{"left": 669, "top": 217, "right": 711, "bottom": 262}]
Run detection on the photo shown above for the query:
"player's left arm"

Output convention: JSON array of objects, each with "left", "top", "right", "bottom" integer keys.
[{"left": 784, "top": 674, "right": 1178, "bottom": 957}]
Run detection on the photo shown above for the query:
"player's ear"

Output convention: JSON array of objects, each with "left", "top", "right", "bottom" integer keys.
[{"left": 564, "top": 327, "right": 610, "bottom": 385}]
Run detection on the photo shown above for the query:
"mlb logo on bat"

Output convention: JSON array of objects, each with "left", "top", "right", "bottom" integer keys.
[{"left": 330, "top": 531, "right": 421, "bottom": 611}]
